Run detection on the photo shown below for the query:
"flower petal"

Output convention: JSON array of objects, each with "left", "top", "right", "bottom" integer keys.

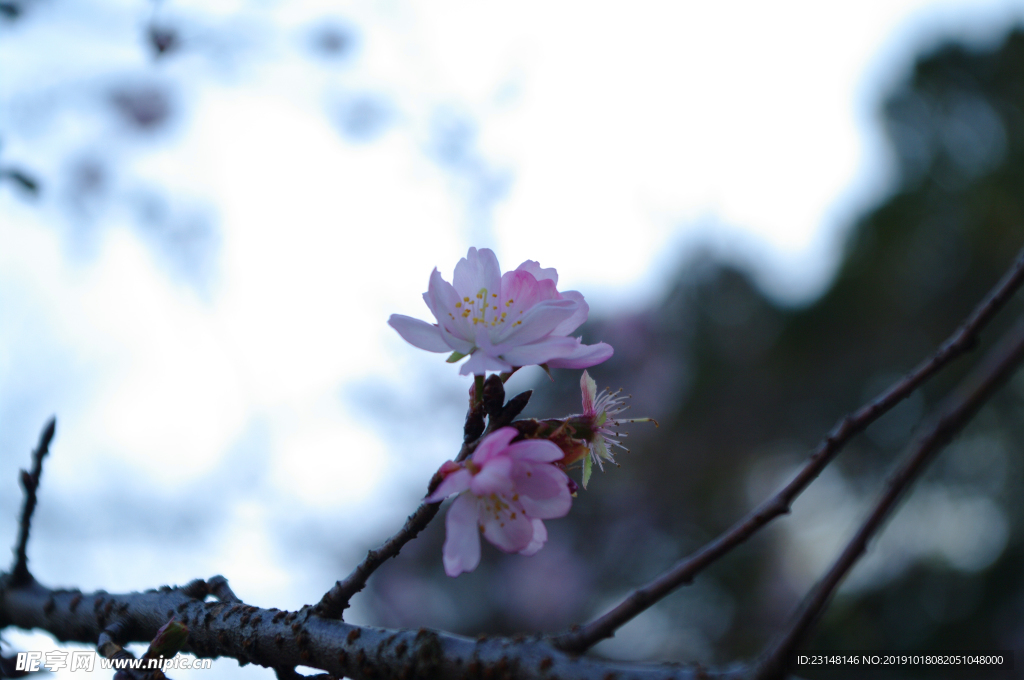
[
  {"left": 443, "top": 493, "right": 482, "bottom": 577},
  {"left": 426, "top": 268, "right": 473, "bottom": 343},
  {"left": 518, "top": 519, "right": 547, "bottom": 556},
  {"left": 472, "top": 427, "right": 519, "bottom": 466},
  {"left": 581, "top": 370, "right": 597, "bottom": 415},
  {"left": 438, "top": 325, "right": 475, "bottom": 355},
  {"left": 514, "top": 259, "right": 558, "bottom": 285},
  {"left": 388, "top": 314, "right": 452, "bottom": 353},
  {"left": 453, "top": 247, "right": 502, "bottom": 299},
  {"left": 469, "top": 456, "right": 514, "bottom": 496},
  {"left": 498, "top": 336, "right": 579, "bottom": 367},
  {"left": 505, "top": 438, "right": 565, "bottom": 463},
  {"left": 494, "top": 299, "right": 578, "bottom": 345},
  {"left": 545, "top": 340, "right": 614, "bottom": 369},
  {"left": 513, "top": 463, "right": 572, "bottom": 519},
  {"left": 481, "top": 507, "right": 535, "bottom": 553},
  {"left": 459, "top": 349, "right": 514, "bottom": 376},
  {"left": 499, "top": 269, "right": 560, "bottom": 320},
  {"left": 425, "top": 468, "right": 471, "bottom": 502},
  {"left": 550, "top": 290, "right": 589, "bottom": 337}
]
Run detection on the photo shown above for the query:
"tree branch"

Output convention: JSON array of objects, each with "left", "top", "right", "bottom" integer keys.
[
  {"left": 551, "top": 244, "right": 1024, "bottom": 654},
  {"left": 0, "top": 575, "right": 744, "bottom": 680},
  {"left": 752, "top": 315, "right": 1024, "bottom": 680},
  {"left": 11, "top": 417, "right": 55, "bottom": 586},
  {"left": 314, "top": 378, "right": 532, "bottom": 619},
  {"left": 207, "top": 575, "right": 241, "bottom": 603}
]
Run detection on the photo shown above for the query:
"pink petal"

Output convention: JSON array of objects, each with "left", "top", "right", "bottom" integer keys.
[
  {"left": 426, "top": 468, "right": 471, "bottom": 502},
  {"left": 472, "top": 427, "right": 519, "bottom": 465},
  {"left": 453, "top": 247, "right": 502, "bottom": 299},
  {"left": 494, "top": 299, "right": 578, "bottom": 346},
  {"left": 514, "top": 260, "right": 558, "bottom": 285},
  {"left": 469, "top": 456, "right": 514, "bottom": 496},
  {"left": 545, "top": 340, "right": 614, "bottom": 369},
  {"left": 499, "top": 270, "right": 560, "bottom": 319},
  {"left": 481, "top": 507, "right": 535, "bottom": 553},
  {"left": 388, "top": 314, "right": 452, "bottom": 353},
  {"left": 550, "top": 290, "right": 589, "bottom": 337},
  {"left": 580, "top": 370, "right": 597, "bottom": 415},
  {"left": 512, "top": 463, "right": 572, "bottom": 519},
  {"left": 498, "top": 336, "right": 579, "bottom": 367},
  {"left": 443, "top": 494, "right": 482, "bottom": 577},
  {"left": 505, "top": 438, "right": 564, "bottom": 463},
  {"left": 518, "top": 519, "right": 547, "bottom": 556}
]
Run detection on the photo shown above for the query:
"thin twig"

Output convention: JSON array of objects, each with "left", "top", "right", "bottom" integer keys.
[
  {"left": 552, "top": 244, "right": 1024, "bottom": 654},
  {"left": 314, "top": 379, "right": 534, "bottom": 618},
  {"left": 314, "top": 500, "right": 442, "bottom": 619},
  {"left": 314, "top": 417, "right": 482, "bottom": 618},
  {"left": 753, "top": 316, "right": 1024, "bottom": 680},
  {"left": 11, "top": 417, "right": 56, "bottom": 585}
]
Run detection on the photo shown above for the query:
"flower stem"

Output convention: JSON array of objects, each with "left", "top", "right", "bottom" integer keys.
[{"left": 473, "top": 374, "right": 485, "bottom": 406}]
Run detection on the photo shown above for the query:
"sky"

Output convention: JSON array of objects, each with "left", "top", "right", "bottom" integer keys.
[{"left": 2, "top": 1, "right": 1024, "bottom": 677}]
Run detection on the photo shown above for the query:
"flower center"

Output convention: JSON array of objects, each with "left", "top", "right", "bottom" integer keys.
[{"left": 452, "top": 288, "right": 516, "bottom": 328}]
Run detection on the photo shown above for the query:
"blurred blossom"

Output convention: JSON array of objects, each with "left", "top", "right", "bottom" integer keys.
[
  {"left": 109, "top": 84, "right": 172, "bottom": 131},
  {"left": 497, "top": 543, "right": 590, "bottom": 631}
]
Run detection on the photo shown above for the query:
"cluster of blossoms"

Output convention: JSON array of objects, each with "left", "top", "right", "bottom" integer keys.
[{"left": 391, "top": 248, "right": 652, "bottom": 576}]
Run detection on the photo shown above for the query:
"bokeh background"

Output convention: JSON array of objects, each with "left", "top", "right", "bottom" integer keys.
[{"left": 2, "top": 1, "right": 1024, "bottom": 678}]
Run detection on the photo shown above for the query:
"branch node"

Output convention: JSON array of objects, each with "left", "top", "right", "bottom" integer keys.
[{"left": 207, "top": 575, "right": 241, "bottom": 603}]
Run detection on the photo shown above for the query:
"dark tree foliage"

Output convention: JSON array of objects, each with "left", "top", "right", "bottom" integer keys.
[{"left": 365, "top": 27, "right": 1024, "bottom": 671}]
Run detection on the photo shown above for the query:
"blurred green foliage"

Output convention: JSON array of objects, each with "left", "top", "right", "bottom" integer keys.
[{"left": 367, "top": 25, "right": 1024, "bottom": 673}]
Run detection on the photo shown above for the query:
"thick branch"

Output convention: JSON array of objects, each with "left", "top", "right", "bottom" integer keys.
[
  {"left": 11, "top": 417, "right": 55, "bottom": 585},
  {"left": 0, "top": 576, "right": 743, "bottom": 680},
  {"left": 752, "top": 316, "right": 1024, "bottom": 679},
  {"left": 552, "top": 244, "right": 1024, "bottom": 654}
]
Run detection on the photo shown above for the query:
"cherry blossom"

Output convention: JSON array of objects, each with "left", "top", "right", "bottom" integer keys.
[
  {"left": 389, "top": 248, "right": 612, "bottom": 375},
  {"left": 426, "top": 427, "right": 573, "bottom": 577}
]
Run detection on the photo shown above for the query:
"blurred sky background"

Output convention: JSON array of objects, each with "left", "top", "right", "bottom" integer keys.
[{"left": 3, "top": 1, "right": 1024, "bottom": 677}]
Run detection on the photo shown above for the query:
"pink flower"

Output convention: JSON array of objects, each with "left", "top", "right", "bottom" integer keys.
[
  {"left": 426, "top": 427, "right": 573, "bottom": 577},
  {"left": 389, "top": 248, "right": 613, "bottom": 375}
]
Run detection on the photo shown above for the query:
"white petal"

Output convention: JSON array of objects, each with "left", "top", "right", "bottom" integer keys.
[
  {"left": 426, "top": 269, "right": 473, "bottom": 342},
  {"left": 545, "top": 341, "right": 614, "bottom": 369},
  {"left": 498, "top": 336, "right": 578, "bottom": 367},
  {"left": 388, "top": 315, "right": 452, "bottom": 353},
  {"left": 453, "top": 247, "right": 502, "bottom": 299},
  {"left": 459, "top": 349, "right": 513, "bottom": 376},
  {"left": 551, "top": 290, "right": 589, "bottom": 336},
  {"left": 492, "top": 298, "right": 577, "bottom": 345}
]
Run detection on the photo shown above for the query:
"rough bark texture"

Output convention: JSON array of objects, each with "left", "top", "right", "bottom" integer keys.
[{"left": 0, "top": 575, "right": 742, "bottom": 680}]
